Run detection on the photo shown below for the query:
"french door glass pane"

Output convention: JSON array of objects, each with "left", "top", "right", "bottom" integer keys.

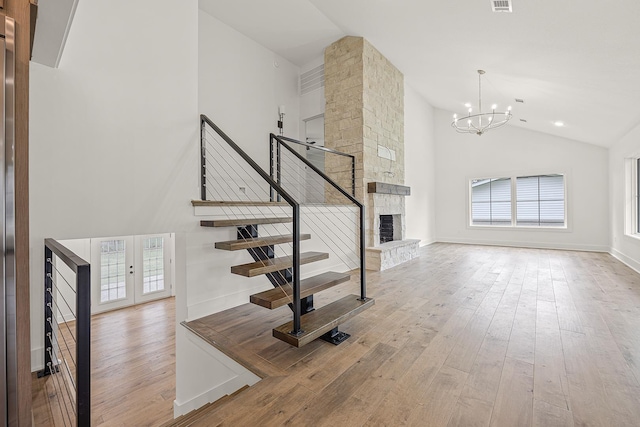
[
  {"left": 143, "top": 237, "right": 164, "bottom": 294},
  {"left": 100, "top": 240, "right": 126, "bottom": 303}
]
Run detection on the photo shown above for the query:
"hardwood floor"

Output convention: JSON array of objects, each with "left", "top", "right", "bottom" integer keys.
[
  {"left": 32, "top": 297, "right": 176, "bottom": 426},
  {"left": 182, "top": 243, "right": 640, "bottom": 426}
]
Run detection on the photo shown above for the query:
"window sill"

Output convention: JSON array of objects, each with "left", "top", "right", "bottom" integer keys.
[
  {"left": 468, "top": 224, "right": 570, "bottom": 233},
  {"left": 624, "top": 233, "right": 640, "bottom": 242}
]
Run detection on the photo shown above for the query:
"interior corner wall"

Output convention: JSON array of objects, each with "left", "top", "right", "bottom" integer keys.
[
  {"left": 29, "top": 0, "right": 199, "bottom": 371},
  {"left": 404, "top": 83, "right": 436, "bottom": 245},
  {"left": 198, "top": 10, "right": 300, "bottom": 172},
  {"left": 609, "top": 121, "right": 640, "bottom": 270},
  {"left": 193, "top": 9, "right": 302, "bottom": 317},
  {"left": 434, "top": 108, "right": 609, "bottom": 251}
]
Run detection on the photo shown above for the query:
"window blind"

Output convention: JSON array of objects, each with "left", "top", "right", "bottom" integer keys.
[
  {"left": 471, "top": 178, "right": 512, "bottom": 225},
  {"left": 516, "top": 174, "right": 564, "bottom": 226}
]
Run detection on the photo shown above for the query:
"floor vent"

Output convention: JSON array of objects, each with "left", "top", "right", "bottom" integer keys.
[
  {"left": 300, "top": 64, "right": 325, "bottom": 95},
  {"left": 491, "top": 0, "right": 512, "bottom": 12}
]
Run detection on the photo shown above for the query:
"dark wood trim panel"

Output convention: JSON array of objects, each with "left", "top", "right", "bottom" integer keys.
[{"left": 1, "top": 0, "right": 31, "bottom": 424}]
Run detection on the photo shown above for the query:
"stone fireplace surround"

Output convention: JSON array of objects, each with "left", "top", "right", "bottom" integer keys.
[
  {"left": 324, "top": 36, "right": 419, "bottom": 271},
  {"left": 365, "top": 182, "right": 420, "bottom": 271}
]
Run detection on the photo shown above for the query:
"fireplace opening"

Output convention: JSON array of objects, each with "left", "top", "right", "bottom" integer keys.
[{"left": 380, "top": 215, "right": 394, "bottom": 243}]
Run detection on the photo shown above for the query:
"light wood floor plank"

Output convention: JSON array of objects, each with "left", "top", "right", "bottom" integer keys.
[
  {"left": 490, "top": 357, "right": 534, "bottom": 427},
  {"left": 34, "top": 244, "right": 640, "bottom": 426}
]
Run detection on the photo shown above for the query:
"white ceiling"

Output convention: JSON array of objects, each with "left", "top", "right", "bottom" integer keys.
[{"left": 200, "top": 0, "right": 640, "bottom": 147}]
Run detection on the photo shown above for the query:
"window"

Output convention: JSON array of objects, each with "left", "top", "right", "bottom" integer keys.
[
  {"left": 637, "top": 158, "right": 640, "bottom": 233},
  {"left": 471, "top": 178, "right": 512, "bottom": 226},
  {"left": 470, "top": 174, "right": 566, "bottom": 228},
  {"left": 516, "top": 175, "right": 565, "bottom": 227}
]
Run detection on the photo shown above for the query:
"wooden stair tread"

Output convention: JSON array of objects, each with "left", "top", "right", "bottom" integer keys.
[
  {"left": 201, "top": 217, "right": 291, "bottom": 227},
  {"left": 250, "top": 271, "right": 351, "bottom": 309},
  {"left": 273, "top": 294, "right": 374, "bottom": 347},
  {"left": 192, "top": 200, "right": 289, "bottom": 207},
  {"left": 231, "top": 251, "right": 328, "bottom": 277},
  {"left": 215, "top": 234, "right": 311, "bottom": 251}
]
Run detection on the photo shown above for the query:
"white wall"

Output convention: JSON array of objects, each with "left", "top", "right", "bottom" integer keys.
[
  {"left": 175, "top": 10, "right": 306, "bottom": 416},
  {"left": 191, "top": 9, "right": 302, "bottom": 318},
  {"left": 404, "top": 83, "right": 436, "bottom": 245},
  {"left": 29, "top": 0, "right": 199, "bottom": 368},
  {"left": 434, "top": 108, "right": 609, "bottom": 251},
  {"left": 610, "top": 121, "right": 640, "bottom": 270},
  {"left": 198, "top": 10, "right": 300, "bottom": 170}
]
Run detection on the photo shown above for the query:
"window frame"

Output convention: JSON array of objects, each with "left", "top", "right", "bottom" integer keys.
[
  {"left": 624, "top": 157, "right": 640, "bottom": 239},
  {"left": 467, "top": 172, "right": 568, "bottom": 230}
]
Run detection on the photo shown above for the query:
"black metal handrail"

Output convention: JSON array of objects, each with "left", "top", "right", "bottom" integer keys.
[
  {"left": 200, "top": 115, "right": 305, "bottom": 334},
  {"left": 270, "top": 133, "right": 366, "bottom": 301},
  {"left": 271, "top": 135, "right": 356, "bottom": 197},
  {"left": 38, "top": 238, "right": 91, "bottom": 426}
]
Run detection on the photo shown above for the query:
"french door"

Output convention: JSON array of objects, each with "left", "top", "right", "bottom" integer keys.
[{"left": 91, "top": 234, "right": 172, "bottom": 314}]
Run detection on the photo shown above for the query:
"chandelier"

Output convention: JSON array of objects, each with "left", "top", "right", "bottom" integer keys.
[{"left": 452, "top": 70, "right": 512, "bottom": 136}]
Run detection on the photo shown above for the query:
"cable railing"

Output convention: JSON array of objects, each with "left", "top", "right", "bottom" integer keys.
[
  {"left": 200, "top": 115, "right": 306, "bottom": 332},
  {"left": 270, "top": 135, "right": 356, "bottom": 201},
  {"left": 270, "top": 133, "right": 366, "bottom": 301},
  {"left": 199, "top": 115, "right": 367, "bottom": 339},
  {"left": 37, "top": 238, "right": 91, "bottom": 427}
]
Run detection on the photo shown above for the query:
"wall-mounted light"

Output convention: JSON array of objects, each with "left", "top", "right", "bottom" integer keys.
[{"left": 278, "top": 105, "right": 286, "bottom": 135}]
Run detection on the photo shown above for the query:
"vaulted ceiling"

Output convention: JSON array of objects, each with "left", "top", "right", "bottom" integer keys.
[{"left": 199, "top": 0, "right": 640, "bottom": 147}]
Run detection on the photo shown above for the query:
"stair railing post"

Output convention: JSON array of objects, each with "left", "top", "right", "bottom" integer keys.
[
  {"left": 41, "top": 246, "right": 54, "bottom": 377},
  {"left": 269, "top": 135, "right": 274, "bottom": 202},
  {"left": 291, "top": 204, "right": 302, "bottom": 334},
  {"left": 76, "top": 263, "right": 91, "bottom": 426},
  {"left": 200, "top": 116, "right": 207, "bottom": 201},
  {"left": 276, "top": 139, "right": 282, "bottom": 202},
  {"left": 360, "top": 204, "right": 367, "bottom": 300}
]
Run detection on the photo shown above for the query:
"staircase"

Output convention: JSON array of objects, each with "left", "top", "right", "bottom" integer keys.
[{"left": 196, "top": 115, "right": 373, "bottom": 347}]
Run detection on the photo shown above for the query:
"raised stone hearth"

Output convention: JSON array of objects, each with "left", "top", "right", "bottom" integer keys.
[{"left": 366, "top": 239, "right": 420, "bottom": 271}]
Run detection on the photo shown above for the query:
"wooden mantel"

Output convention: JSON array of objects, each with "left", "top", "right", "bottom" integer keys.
[{"left": 367, "top": 182, "right": 411, "bottom": 196}]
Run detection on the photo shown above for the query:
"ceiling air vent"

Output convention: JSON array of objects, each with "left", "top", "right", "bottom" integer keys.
[{"left": 491, "top": 0, "right": 512, "bottom": 12}]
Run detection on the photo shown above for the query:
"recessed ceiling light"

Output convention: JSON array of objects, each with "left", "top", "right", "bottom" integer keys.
[
  {"left": 554, "top": 121, "right": 564, "bottom": 127},
  {"left": 464, "top": 103, "right": 472, "bottom": 108},
  {"left": 515, "top": 98, "right": 524, "bottom": 103}
]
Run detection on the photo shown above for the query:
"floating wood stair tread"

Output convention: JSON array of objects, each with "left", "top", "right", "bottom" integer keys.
[
  {"left": 215, "top": 234, "right": 311, "bottom": 251},
  {"left": 200, "top": 217, "right": 292, "bottom": 227},
  {"left": 192, "top": 200, "right": 289, "bottom": 207},
  {"left": 272, "top": 294, "right": 374, "bottom": 347},
  {"left": 250, "top": 271, "right": 351, "bottom": 309},
  {"left": 231, "top": 251, "right": 329, "bottom": 277}
]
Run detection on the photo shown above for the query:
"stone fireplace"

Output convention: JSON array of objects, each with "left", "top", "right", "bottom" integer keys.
[{"left": 324, "top": 36, "right": 420, "bottom": 271}]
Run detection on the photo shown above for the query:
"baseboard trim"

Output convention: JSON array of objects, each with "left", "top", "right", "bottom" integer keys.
[
  {"left": 609, "top": 248, "right": 640, "bottom": 274},
  {"left": 173, "top": 328, "right": 260, "bottom": 418},
  {"left": 435, "top": 237, "right": 609, "bottom": 253},
  {"left": 31, "top": 347, "right": 44, "bottom": 372},
  {"left": 173, "top": 371, "right": 258, "bottom": 418},
  {"left": 419, "top": 239, "right": 436, "bottom": 247}
]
